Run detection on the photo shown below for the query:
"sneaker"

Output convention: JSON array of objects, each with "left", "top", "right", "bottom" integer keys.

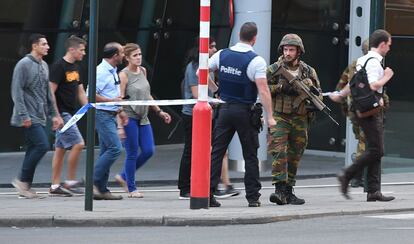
[
  {"left": 17, "top": 188, "right": 44, "bottom": 199},
  {"left": 63, "top": 181, "right": 84, "bottom": 195},
  {"left": 49, "top": 186, "right": 73, "bottom": 197},
  {"left": 214, "top": 185, "right": 241, "bottom": 199},
  {"left": 179, "top": 192, "right": 190, "bottom": 200},
  {"left": 12, "top": 178, "right": 38, "bottom": 199},
  {"left": 209, "top": 196, "right": 221, "bottom": 207},
  {"left": 115, "top": 174, "right": 128, "bottom": 193},
  {"left": 128, "top": 190, "right": 144, "bottom": 198}
]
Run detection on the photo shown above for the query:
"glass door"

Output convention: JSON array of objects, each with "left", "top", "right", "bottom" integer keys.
[
  {"left": 270, "top": 0, "right": 350, "bottom": 152},
  {"left": 383, "top": 0, "right": 414, "bottom": 171}
]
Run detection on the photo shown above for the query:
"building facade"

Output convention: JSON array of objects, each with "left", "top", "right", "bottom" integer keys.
[{"left": 0, "top": 0, "right": 412, "bottom": 172}]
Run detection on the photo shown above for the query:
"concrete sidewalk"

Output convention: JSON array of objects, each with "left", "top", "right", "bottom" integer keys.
[
  {"left": 1, "top": 173, "right": 413, "bottom": 227},
  {"left": 0, "top": 144, "right": 345, "bottom": 187}
]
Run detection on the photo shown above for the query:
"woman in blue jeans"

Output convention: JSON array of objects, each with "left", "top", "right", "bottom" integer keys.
[{"left": 115, "top": 43, "right": 171, "bottom": 198}]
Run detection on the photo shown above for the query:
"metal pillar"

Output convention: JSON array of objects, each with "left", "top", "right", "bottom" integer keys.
[
  {"left": 85, "top": 0, "right": 98, "bottom": 211},
  {"left": 227, "top": 0, "right": 272, "bottom": 171},
  {"left": 346, "top": 0, "right": 371, "bottom": 167}
]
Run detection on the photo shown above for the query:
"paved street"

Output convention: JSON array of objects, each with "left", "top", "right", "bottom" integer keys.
[{"left": 1, "top": 211, "right": 414, "bottom": 244}]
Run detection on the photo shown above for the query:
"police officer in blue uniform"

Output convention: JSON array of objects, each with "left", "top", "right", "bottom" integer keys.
[{"left": 208, "top": 22, "right": 276, "bottom": 207}]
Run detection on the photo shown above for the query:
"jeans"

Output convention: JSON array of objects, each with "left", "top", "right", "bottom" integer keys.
[
  {"left": 120, "top": 118, "right": 154, "bottom": 192},
  {"left": 94, "top": 110, "right": 122, "bottom": 193},
  {"left": 178, "top": 114, "right": 192, "bottom": 194},
  {"left": 19, "top": 124, "right": 49, "bottom": 184}
]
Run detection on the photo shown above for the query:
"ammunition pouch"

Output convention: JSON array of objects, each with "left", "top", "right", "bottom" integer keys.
[{"left": 281, "top": 81, "right": 298, "bottom": 96}]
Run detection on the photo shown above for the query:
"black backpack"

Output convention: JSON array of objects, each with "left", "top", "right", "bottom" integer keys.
[{"left": 349, "top": 57, "right": 382, "bottom": 118}]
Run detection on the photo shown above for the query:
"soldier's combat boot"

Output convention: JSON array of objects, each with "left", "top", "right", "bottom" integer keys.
[
  {"left": 269, "top": 182, "right": 287, "bottom": 205},
  {"left": 286, "top": 185, "right": 305, "bottom": 205}
]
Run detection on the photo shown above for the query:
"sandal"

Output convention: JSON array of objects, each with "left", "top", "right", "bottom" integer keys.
[{"left": 128, "top": 190, "right": 144, "bottom": 198}]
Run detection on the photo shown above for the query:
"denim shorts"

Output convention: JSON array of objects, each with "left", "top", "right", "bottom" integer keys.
[{"left": 55, "top": 112, "right": 84, "bottom": 149}]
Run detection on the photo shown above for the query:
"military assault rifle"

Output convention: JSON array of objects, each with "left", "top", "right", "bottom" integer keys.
[{"left": 275, "top": 66, "right": 339, "bottom": 125}]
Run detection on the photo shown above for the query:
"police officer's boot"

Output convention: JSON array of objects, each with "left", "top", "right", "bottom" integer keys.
[
  {"left": 269, "top": 182, "right": 287, "bottom": 205},
  {"left": 286, "top": 185, "right": 305, "bottom": 205}
]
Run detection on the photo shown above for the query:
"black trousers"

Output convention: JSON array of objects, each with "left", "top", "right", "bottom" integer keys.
[
  {"left": 344, "top": 111, "right": 384, "bottom": 193},
  {"left": 210, "top": 103, "right": 261, "bottom": 202},
  {"left": 178, "top": 113, "right": 193, "bottom": 194}
]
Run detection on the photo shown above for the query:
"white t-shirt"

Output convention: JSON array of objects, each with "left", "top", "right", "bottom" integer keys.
[
  {"left": 356, "top": 51, "right": 384, "bottom": 93},
  {"left": 208, "top": 42, "right": 267, "bottom": 82}
]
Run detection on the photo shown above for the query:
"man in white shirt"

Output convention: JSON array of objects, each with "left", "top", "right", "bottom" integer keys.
[{"left": 330, "top": 29, "right": 394, "bottom": 202}]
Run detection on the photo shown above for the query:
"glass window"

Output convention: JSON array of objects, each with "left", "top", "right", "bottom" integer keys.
[
  {"left": 386, "top": 0, "right": 414, "bottom": 35},
  {"left": 272, "top": 0, "right": 345, "bottom": 31},
  {"left": 383, "top": 37, "right": 414, "bottom": 162}
]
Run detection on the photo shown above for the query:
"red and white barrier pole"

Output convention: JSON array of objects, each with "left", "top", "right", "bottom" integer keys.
[{"left": 190, "top": 0, "right": 212, "bottom": 209}]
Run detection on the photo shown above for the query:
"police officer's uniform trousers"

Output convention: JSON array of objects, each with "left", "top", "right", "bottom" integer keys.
[
  {"left": 210, "top": 49, "right": 261, "bottom": 202},
  {"left": 210, "top": 103, "right": 261, "bottom": 201}
]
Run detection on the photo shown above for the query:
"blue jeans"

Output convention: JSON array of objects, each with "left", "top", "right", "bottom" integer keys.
[
  {"left": 19, "top": 124, "right": 49, "bottom": 184},
  {"left": 120, "top": 118, "right": 154, "bottom": 192},
  {"left": 94, "top": 110, "right": 122, "bottom": 193}
]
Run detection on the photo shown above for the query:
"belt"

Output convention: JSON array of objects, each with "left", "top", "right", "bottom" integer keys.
[
  {"left": 99, "top": 109, "right": 119, "bottom": 116},
  {"left": 220, "top": 103, "right": 253, "bottom": 109}
]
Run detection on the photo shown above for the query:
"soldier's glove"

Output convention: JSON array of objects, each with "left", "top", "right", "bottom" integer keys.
[{"left": 281, "top": 82, "right": 298, "bottom": 96}]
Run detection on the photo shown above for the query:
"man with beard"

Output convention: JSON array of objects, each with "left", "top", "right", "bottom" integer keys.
[{"left": 266, "top": 34, "right": 322, "bottom": 205}]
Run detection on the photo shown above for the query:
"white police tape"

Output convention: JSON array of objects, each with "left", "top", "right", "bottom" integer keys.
[{"left": 59, "top": 97, "right": 224, "bottom": 133}]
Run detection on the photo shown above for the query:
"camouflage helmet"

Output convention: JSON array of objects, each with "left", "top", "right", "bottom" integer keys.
[{"left": 278, "top": 33, "right": 305, "bottom": 54}]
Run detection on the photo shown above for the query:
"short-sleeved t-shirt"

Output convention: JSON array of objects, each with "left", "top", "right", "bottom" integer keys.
[
  {"left": 182, "top": 62, "right": 199, "bottom": 116},
  {"left": 50, "top": 58, "right": 82, "bottom": 115},
  {"left": 181, "top": 62, "right": 213, "bottom": 116}
]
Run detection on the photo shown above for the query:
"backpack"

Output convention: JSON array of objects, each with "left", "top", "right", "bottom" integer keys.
[{"left": 349, "top": 57, "right": 383, "bottom": 118}]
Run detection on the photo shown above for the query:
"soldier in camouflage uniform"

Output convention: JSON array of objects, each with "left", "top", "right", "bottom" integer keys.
[
  {"left": 335, "top": 39, "right": 390, "bottom": 188},
  {"left": 267, "top": 34, "right": 322, "bottom": 205}
]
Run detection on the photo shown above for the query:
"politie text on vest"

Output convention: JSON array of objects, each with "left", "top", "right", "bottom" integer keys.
[{"left": 220, "top": 65, "right": 242, "bottom": 76}]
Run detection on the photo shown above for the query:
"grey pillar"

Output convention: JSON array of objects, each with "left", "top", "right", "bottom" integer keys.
[
  {"left": 228, "top": 0, "right": 272, "bottom": 172},
  {"left": 345, "top": 0, "right": 371, "bottom": 167}
]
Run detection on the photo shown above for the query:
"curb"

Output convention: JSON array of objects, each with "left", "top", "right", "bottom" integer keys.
[{"left": 2, "top": 207, "right": 414, "bottom": 228}]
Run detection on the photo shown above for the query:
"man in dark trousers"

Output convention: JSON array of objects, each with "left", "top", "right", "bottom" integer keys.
[
  {"left": 208, "top": 22, "right": 276, "bottom": 207},
  {"left": 330, "top": 29, "right": 395, "bottom": 202}
]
